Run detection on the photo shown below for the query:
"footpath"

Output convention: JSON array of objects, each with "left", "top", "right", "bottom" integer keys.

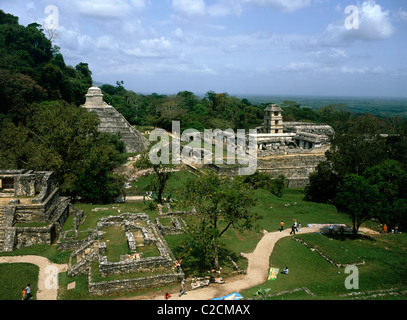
[
  {"left": 142, "top": 226, "right": 319, "bottom": 300},
  {"left": 0, "top": 255, "right": 68, "bottom": 300}
]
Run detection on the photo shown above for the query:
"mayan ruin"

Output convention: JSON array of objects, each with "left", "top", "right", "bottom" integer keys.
[{"left": 1, "top": 4, "right": 406, "bottom": 309}]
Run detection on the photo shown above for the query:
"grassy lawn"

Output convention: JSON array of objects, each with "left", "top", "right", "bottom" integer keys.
[
  {"left": 104, "top": 226, "right": 131, "bottom": 262},
  {"left": 127, "top": 170, "right": 196, "bottom": 196},
  {"left": 1, "top": 172, "right": 406, "bottom": 300},
  {"left": 0, "top": 263, "right": 39, "bottom": 300},
  {"left": 241, "top": 233, "right": 407, "bottom": 300}
]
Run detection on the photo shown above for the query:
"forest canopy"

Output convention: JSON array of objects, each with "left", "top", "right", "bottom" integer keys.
[{"left": 0, "top": 10, "right": 123, "bottom": 203}]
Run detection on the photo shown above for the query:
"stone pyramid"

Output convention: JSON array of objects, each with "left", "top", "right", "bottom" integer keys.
[{"left": 81, "top": 86, "right": 150, "bottom": 154}]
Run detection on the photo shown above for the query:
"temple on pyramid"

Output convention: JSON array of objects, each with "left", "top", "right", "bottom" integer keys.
[{"left": 81, "top": 86, "right": 150, "bottom": 154}]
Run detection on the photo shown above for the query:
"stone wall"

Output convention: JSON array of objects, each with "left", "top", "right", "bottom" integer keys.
[
  {"left": 15, "top": 224, "right": 57, "bottom": 248},
  {"left": 32, "top": 172, "right": 56, "bottom": 204},
  {"left": 283, "top": 122, "right": 335, "bottom": 136},
  {"left": 156, "top": 217, "right": 186, "bottom": 236},
  {"left": 88, "top": 268, "right": 184, "bottom": 296},
  {"left": 257, "top": 152, "right": 327, "bottom": 188},
  {"left": 14, "top": 174, "right": 36, "bottom": 197},
  {"left": 98, "top": 255, "right": 174, "bottom": 277}
]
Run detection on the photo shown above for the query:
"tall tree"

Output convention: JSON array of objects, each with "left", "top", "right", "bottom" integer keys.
[
  {"left": 334, "top": 174, "right": 379, "bottom": 236},
  {"left": 182, "top": 171, "right": 259, "bottom": 270},
  {"left": 363, "top": 160, "right": 407, "bottom": 230}
]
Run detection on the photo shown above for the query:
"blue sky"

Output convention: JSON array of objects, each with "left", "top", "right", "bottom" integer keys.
[{"left": 1, "top": 0, "right": 407, "bottom": 97}]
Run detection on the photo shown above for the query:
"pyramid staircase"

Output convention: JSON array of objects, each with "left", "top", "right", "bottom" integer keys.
[{"left": 82, "top": 87, "right": 149, "bottom": 154}]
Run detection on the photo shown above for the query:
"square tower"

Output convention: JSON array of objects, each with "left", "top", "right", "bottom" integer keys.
[{"left": 264, "top": 104, "right": 283, "bottom": 134}]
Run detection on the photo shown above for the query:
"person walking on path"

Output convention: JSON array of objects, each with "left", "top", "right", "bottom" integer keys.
[
  {"left": 21, "top": 287, "right": 26, "bottom": 300},
  {"left": 25, "top": 284, "right": 32, "bottom": 300},
  {"left": 298, "top": 222, "right": 301, "bottom": 233},
  {"left": 280, "top": 220, "right": 284, "bottom": 232},
  {"left": 179, "top": 279, "right": 187, "bottom": 297},
  {"left": 290, "top": 224, "right": 296, "bottom": 235}
]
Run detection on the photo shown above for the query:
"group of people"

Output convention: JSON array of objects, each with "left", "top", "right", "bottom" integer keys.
[
  {"left": 280, "top": 219, "right": 301, "bottom": 235},
  {"left": 21, "top": 284, "right": 32, "bottom": 300}
]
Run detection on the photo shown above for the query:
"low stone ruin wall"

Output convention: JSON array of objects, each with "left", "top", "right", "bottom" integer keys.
[
  {"left": 98, "top": 255, "right": 174, "bottom": 277},
  {"left": 15, "top": 224, "right": 56, "bottom": 248},
  {"left": 88, "top": 268, "right": 184, "bottom": 296},
  {"left": 156, "top": 217, "right": 185, "bottom": 236}
]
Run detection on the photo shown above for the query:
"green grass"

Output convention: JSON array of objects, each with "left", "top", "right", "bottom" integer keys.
[
  {"left": 104, "top": 226, "right": 131, "bottom": 262},
  {"left": 72, "top": 202, "right": 150, "bottom": 231},
  {"left": 220, "top": 188, "right": 353, "bottom": 257},
  {"left": 127, "top": 170, "right": 196, "bottom": 196},
  {"left": 0, "top": 263, "right": 39, "bottom": 300},
  {"left": 241, "top": 233, "right": 407, "bottom": 300},
  {"left": 2, "top": 174, "right": 406, "bottom": 300}
]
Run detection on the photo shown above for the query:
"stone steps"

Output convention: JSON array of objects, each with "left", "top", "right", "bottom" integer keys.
[{"left": 83, "top": 105, "right": 149, "bottom": 154}]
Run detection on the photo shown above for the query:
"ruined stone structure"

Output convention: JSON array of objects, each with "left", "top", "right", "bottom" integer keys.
[
  {"left": 252, "top": 104, "right": 334, "bottom": 187},
  {"left": 81, "top": 86, "right": 150, "bottom": 154},
  {"left": 263, "top": 104, "right": 284, "bottom": 134},
  {"left": 0, "top": 170, "right": 73, "bottom": 252},
  {"left": 61, "top": 212, "right": 184, "bottom": 296}
]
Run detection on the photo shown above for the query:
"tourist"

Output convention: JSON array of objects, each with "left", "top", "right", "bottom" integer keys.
[
  {"left": 179, "top": 279, "right": 187, "bottom": 297},
  {"left": 25, "top": 284, "right": 32, "bottom": 300},
  {"left": 280, "top": 220, "right": 284, "bottom": 232},
  {"left": 290, "top": 224, "right": 296, "bottom": 235},
  {"left": 383, "top": 224, "right": 388, "bottom": 233},
  {"left": 165, "top": 292, "right": 171, "bottom": 300},
  {"left": 174, "top": 259, "right": 182, "bottom": 273},
  {"left": 281, "top": 267, "right": 289, "bottom": 275},
  {"left": 298, "top": 222, "right": 301, "bottom": 233},
  {"left": 329, "top": 225, "right": 333, "bottom": 234},
  {"left": 293, "top": 220, "right": 298, "bottom": 232},
  {"left": 21, "top": 287, "right": 26, "bottom": 300}
]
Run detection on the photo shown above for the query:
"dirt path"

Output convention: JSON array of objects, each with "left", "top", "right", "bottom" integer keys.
[
  {"left": 129, "top": 226, "right": 319, "bottom": 301},
  {"left": 0, "top": 255, "right": 68, "bottom": 300}
]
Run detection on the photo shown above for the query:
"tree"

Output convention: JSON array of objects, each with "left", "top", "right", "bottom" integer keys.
[
  {"left": 182, "top": 171, "right": 259, "bottom": 270},
  {"left": 334, "top": 174, "right": 379, "bottom": 236},
  {"left": 134, "top": 149, "right": 174, "bottom": 204},
  {"left": 239, "top": 171, "right": 286, "bottom": 197},
  {"left": 326, "top": 115, "right": 387, "bottom": 177},
  {"left": 363, "top": 160, "right": 407, "bottom": 230},
  {"left": 0, "top": 100, "right": 125, "bottom": 203},
  {"left": 304, "top": 161, "right": 341, "bottom": 203}
]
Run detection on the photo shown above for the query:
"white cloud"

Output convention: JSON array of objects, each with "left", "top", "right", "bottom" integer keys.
[
  {"left": 280, "top": 61, "right": 319, "bottom": 72},
  {"left": 395, "top": 8, "right": 407, "bottom": 22},
  {"left": 207, "top": 0, "right": 244, "bottom": 17},
  {"left": 68, "top": 0, "right": 147, "bottom": 19},
  {"left": 340, "top": 65, "right": 385, "bottom": 75},
  {"left": 243, "top": 0, "right": 311, "bottom": 12},
  {"left": 321, "top": 1, "right": 396, "bottom": 45},
  {"left": 172, "top": 0, "right": 206, "bottom": 18}
]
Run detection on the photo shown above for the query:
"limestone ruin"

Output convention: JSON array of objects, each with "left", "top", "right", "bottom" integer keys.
[
  {"left": 0, "top": 170, "right": 73, "bottom": 252},
  {"left": 59, "top": 212, "right": 184, "bottom": 296},
  {"left": 81, "top": 86, "right": 150, "bottom": 154},
  {"left": 252, "top": 104, "right": 334, "bottom": 187}
]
